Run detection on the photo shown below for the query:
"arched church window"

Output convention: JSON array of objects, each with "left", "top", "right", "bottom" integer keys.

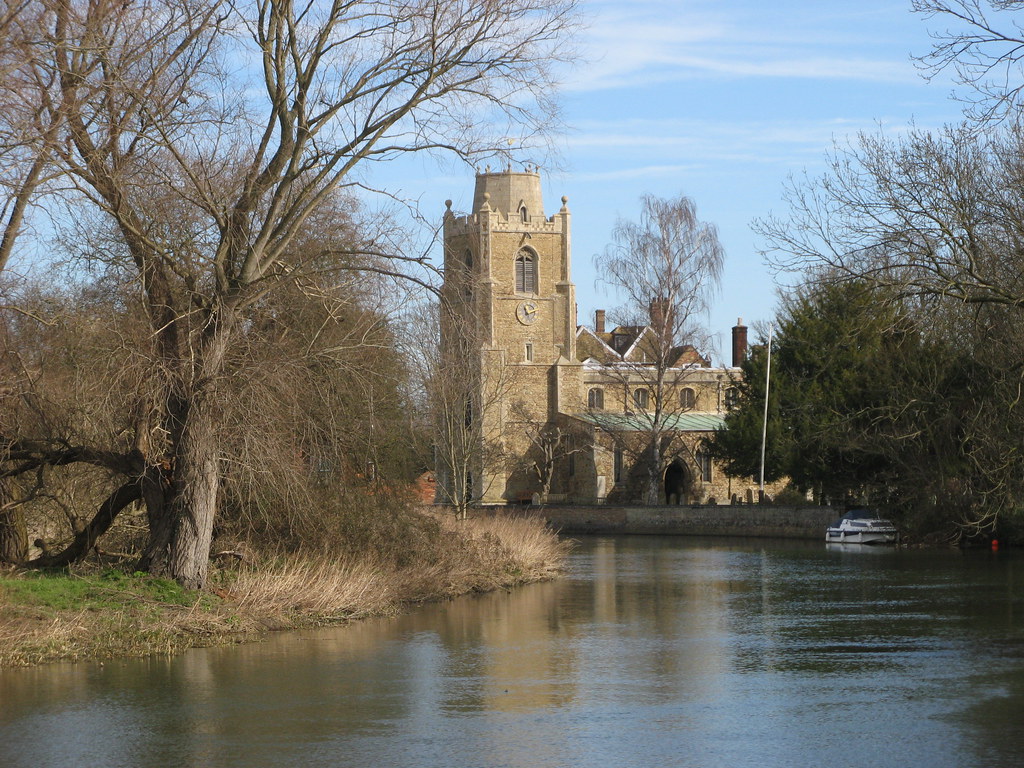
[
  {"left": 588, "top": 387, "right": 604, "bottom": 410},
  {"left": 515, "top": 249, "right": 537, "bottom": 294},
  {"left": 464, "top": 249, "right": 473, "bottom": 269},
  {"left": 520, "top": 206, "right": 529, "bottom": 222},
  {"left": 633, "top": 388, "right": 649, "bottom": 410},
  {"left": 680, "top": 387, "right": 696, "bottom": 410}
]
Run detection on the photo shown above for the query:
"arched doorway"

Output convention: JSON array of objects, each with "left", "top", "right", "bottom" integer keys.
[{"left": 664, "top": 460, "right": 690, "bottom": 505}]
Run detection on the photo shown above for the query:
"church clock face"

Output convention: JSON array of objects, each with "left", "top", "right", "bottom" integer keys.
[{"left": 516, "top": 300, "right": 538, "bottom": 325}]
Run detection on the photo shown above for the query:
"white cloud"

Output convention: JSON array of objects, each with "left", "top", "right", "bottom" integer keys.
[
  {"left": 564, "top": 0, "right": 923, "bottom": 93},
  {"left": 555, "top": 113, "right": 958, "bottom": 187}
]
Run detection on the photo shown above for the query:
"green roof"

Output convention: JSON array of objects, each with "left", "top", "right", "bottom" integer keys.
[{"left": 579, "top": 411, "right": 726, "bottom": 432}]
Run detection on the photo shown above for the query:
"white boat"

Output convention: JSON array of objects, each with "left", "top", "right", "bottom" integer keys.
[{"left": 825, "top": 513, "right": 899, "bottom": 545}]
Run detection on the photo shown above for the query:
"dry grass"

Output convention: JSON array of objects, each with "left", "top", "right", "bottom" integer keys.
[
  {"left": 228, "top": 556, "right": 396, "bottom": 618},
  {"left": 463, "top": 514, "right": 572, "bottom": 579},
  {"left": 0, "top": 611, "right": 94, "bottom": 666},
  {"left": 0, "top": 510, "right": 570, "bottom": 667},
  {"left": 390, "top": 513, "right": 571, "bottom": 601},
  {"left": 221, "top": 512, "right": 569, "bottom": 613}
]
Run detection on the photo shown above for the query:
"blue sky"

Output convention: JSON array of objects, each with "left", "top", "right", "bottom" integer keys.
[{"left": 382, "top": 0, "right": 971, "bottom": 363}]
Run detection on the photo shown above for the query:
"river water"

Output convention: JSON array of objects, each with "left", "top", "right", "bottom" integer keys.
[{"left": 2, "top": 536, "right": 1024, "bottom": 768}]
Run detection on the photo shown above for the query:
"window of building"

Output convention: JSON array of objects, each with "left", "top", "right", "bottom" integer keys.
[
  {"left": 525, "top": 342, "right": 533, "bottom": 362},
  {"left": 633, "top": 388, "right": 649, "bottom": 410},
  {"left": 568, "top": 452, "right": 576, "bottom": 477},
  {"left": 680, "top": 387, "right": 696, "bottom": 410},
  {"left": 515, "top": 249, "right": 537, "bottom": 293},
  {"left": 696, "top": 449, "right": 712, "bottom": 483},
  {"left": 520, "top": 206, "right": 528, "bottom": 222},
  {"left": 614, "top": 448, "right": 623, "bottom": 483},
  {"left": 724, "top": 387, "right": 739, "bottom": 409},
  {"left": 588, "top": 387, "right": 604, "bottom": 410},
  {"left": 463, "top": 249, "right": 474, "bottom": 297}
]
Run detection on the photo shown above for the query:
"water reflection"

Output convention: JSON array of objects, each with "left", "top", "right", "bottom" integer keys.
[{"left": 2, "top": 537, "right": 1024, "bottom": 768}]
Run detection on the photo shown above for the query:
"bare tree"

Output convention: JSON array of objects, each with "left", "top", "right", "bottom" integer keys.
[
  {"left": 509, "top": 400, "right": 590, "bottom": 503},
  {"left": 758, "top": 124, "right": 1024, "bottom": 309},
  {"left": 0, "top": 0, "right": 579, "bottom": 586},
  {"left": 595, "top": 194, "right": 724, "bottom": 505},
  {"left": 0, "top": 0, "right": 67, "bottom": 274},
  {"left": 744, "top": 1, "right": 1024, "bottom": 535},
  {"left": 755, "top": 120, "right": 1024, "bottom": 535},
  {"left": 0, "top": 274, "right": 165, "bottom": 567},
  {"left": 414, "top": 293, "right": 517, "bottom": 519},
  {"left": 914, "top": 0, "right": 1024, "bottom": 123}
]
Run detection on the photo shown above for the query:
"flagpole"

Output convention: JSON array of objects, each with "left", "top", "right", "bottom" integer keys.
[{"left": 759, "top": 324, "right": 774, "bottom": 495}]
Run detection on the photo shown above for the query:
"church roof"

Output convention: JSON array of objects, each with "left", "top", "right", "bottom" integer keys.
[
  {"left": 579, "top": 412, "right": 725, "bottom": 432},
  {"left": 575, "top": 324, "right": 711, "bottom": 367}
]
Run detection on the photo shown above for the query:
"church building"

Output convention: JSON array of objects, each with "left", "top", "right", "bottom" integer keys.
[{"left": 438, "top": 169, "right": 758, "bottom": 506}]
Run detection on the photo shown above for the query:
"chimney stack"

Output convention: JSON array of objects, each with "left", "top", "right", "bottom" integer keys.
[
  {"left": 731, "top": 318, "right": 748, "bottom": 367},
  {"left": 595, "top": 309, "right": 605, "bottom": 334},
  {"left": 649, "top": 297, "right": 670, "bottom": 333}
]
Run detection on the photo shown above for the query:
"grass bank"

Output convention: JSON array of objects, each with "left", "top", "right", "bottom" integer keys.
[{"left": 0, "top": 512, "right": 569, "bottom": 667}]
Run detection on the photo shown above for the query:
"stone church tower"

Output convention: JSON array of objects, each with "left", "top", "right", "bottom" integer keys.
[
  {"left": 440, "top": 168, "right": 581, "bottom": 503},
  {"left": 439, "top": 169, "right": 756, "bottom": 508}
]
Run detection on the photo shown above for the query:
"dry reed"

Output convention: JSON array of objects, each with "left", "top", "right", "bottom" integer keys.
[
  {"left": 228, "top": 556, "right": 396, "bottom": 618},
  {"left": 1, "top": 510, "right": 570, "bottom": 666},
  {"left": 221, "top": 513, "right": 569, "bottom": 614}
]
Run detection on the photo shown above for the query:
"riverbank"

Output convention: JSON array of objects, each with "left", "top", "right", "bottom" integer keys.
[
  {"left": 0, "top": 513, "right": 569, "bottom": 668},
  {"left": 491, "top": 503, "right": 840, "bottom": 539}
]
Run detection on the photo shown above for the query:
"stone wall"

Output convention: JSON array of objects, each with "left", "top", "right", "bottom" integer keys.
[{"left": 480, "top": 504, "right": 840, "bottom": 540}]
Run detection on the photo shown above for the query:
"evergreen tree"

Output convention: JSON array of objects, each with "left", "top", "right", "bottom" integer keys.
[{"left": 711, "top": 281, "right": 950, "bottom": 506}]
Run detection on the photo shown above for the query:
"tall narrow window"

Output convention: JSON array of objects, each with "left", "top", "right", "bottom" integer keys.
[
  {"left": 588, "top": 387, "right": 604, "bottom": 410},
  {"left": 724, "top": 387, "right": 739, "bottom": 409},
  {"left": 697, "top": 449, "right": 712, "bottom": 483},
  {"left": 463, "top": 249, "right": 474, "bottom": 297},
  {"left": 680, "top": 387, "right": 696, "bottom": 410},
  {"left": 520, "top": 206, "right": 528, "bottom": 222},
  {"left": 525, "top": 342, "right": 533, "bottom": 362},
  {"left": 614, "top": 448, "right": 623, "bottom": 483},
  {"left": 515, "top": 250, "right": 537, "bottom": 294},
  {"left": 633, "top": 388, "right": 649, "bottom": 410}
]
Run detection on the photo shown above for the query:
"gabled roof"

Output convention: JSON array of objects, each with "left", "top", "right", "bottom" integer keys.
[
  {"left": 577, "top": 323, "right": 711, "bottom": 368},
  {"left": 575, "top": 325, "right": 620, "bottom": 363},
  {"left": 667, "top": 344, "right": 710, "bottom": 367},
  {"left": 616, "top": 325, "right": 652, "bottom": 361}
]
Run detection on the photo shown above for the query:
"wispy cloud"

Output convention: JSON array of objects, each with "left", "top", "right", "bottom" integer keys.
[
  {"left": 565, "top": 1, "right": 922, "bottom": 93},
  {"left": 557, "top": 114, "right": 946, "bottom": 183}
]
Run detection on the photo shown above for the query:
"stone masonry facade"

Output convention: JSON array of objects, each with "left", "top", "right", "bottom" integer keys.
[{"left": 438, "top": 169, "right": 773, "bottom": 506}]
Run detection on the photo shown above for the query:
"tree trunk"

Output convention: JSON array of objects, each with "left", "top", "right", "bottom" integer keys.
[
  {"left": 140, "top": 389, "right": 221, "bottom": 589},
  {"left": 30, "top": 478, "right": 145, "bottom": 568},
  {"left": 140, "top": 311, "right": 233, "bottom": 589},
  {"left": 644, "top": 440, "right": 662, "bottom": 506},
  {"left": 0, "top": 480, "right": 28, "bottom": 564},
  {"left": 169, "top": 406, "right": 219, "bottom": 589}
]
